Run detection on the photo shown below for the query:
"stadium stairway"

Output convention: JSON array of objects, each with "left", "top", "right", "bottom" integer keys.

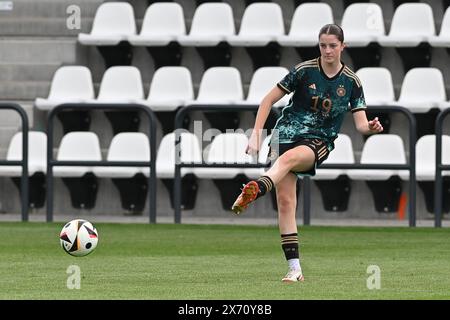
[
  {"left": 0, "top": 0, "right": 100, "bottom": 36},
  {"left": 0, "top": 0, "right": 102, "bottom": 213}
]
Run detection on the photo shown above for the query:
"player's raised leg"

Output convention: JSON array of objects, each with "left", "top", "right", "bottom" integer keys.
[
  {"left": 231, "top": 177, "right": 271, "bottom": 214},
  {"left": 231, "top": 145, "right": 315, "bottom": 214}
]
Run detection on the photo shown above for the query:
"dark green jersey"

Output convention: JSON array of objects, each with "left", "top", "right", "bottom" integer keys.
[{"left": 274, "top": 58, "right": 366, "bottom": 151}]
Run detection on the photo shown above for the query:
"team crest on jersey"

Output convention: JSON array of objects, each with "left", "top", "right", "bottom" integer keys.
[
  {"left": 308, "top": 83, "right": 316, "bottom": 90},
  {"left": 337, "top": 86, "right": 346, "bottom": 97}
]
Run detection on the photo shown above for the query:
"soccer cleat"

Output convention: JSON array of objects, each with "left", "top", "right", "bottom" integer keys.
[
  {"left": 231, "top": 180, "right": 259, "bottom": 214},
  {"left": 282, "top": 269, "right": 304, "bottom": 283}
]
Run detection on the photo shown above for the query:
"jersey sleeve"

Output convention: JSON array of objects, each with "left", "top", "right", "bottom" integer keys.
[
  {"left": 277, "top": 66, "right": 304, "bottom": 94},
  {"left": 349, "top": 77, "right": 367, "bottom": 113}
]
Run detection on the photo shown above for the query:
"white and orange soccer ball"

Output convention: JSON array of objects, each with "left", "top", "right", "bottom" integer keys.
[{"left": 59, "top": 219, "right": 99, "bottom": 257}]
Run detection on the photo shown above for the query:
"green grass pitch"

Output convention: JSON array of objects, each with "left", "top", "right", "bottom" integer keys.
[{"left": 1, "top": 222, "right": 449, "bottom": 299}]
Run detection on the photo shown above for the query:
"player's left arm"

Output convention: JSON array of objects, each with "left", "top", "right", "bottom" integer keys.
[
  {"left": 349, "top": 76, "right": 383, "bottom": 135},
  {"left": 353, "top": 110, "right": 384, "bottom": 135}
]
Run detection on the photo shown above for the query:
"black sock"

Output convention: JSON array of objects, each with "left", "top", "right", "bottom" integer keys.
[
  {"left": 281, "top": 233, "right": 299, "bottom": 260},
  {"left": 256, "top": 176, "right": 274, "bottom": 198}
]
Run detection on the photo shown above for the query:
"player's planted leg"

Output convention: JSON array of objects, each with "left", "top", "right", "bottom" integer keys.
[{"left": 277, "top": 173, "right": 304, "bottom": 283}]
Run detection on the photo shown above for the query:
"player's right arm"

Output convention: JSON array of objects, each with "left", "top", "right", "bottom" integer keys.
[{"left": 246, "top": 86, "right": 286, "bottom": 155}]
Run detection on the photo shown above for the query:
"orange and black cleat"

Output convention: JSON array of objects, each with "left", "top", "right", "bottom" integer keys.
[{"left": 231, "top": 180, "right": 259, "bottom": 215}]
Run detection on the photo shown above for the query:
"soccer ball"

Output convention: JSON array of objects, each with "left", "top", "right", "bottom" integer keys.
[{"left": 60, "top": 219, "right": 99, "bottom": 257}]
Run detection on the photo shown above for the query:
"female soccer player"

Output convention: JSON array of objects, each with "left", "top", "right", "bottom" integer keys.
[{"left": 231, "top": 24, "right": 384, "bottom": 282}]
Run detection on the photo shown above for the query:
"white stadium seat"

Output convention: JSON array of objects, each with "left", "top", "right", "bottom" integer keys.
[
  {"left": 342, "top": 3, "right": 385, "bottom": 47},
  {"left": 395, "top": 68, "right": 446, "bottom": 113},
  {"left": 378, "top": 3, "right": 435, "bottom": 47},
  {"left": 0, "top": 132, "right": 47, "bottom": 176},
  {"left": 191, "top": 67, "right": 244, "bottom": 131},
  {"left": 227, "top": 3, "right": 285, "bottom": 46},
  {"left": 78, "top": 2, "right": 136, "bottom": 46},
  {"left": 156, "top": 132, "right": 202, "bottom": 179},
  {"left": 428, "top": 7, "right": 450, "bottom": 47},
  {"left": 141, "top": 67, "right": 194, "bottom": 112},
  {"left": 128, "top": 2, "right": 185, "bottom": 46},
  {"left": 415, "top": 134, "right": 450, "bottom": 213},
  {"left": 277, "top": 3, "right": 333, "bottom": 47},
  {"left": 177, "top": 3, "right": 235, "bottom": 47},
  {"left": 240, "top": 67, "right": 291, "bottom": 107},
  {"left": 95, "top": 66, "right": 144, "bottom": 103},
  {"left": 415, "top": 135, "right": 450, "bottom": 181},
  {"left": 35, "top": 66, "right": 95, "bottom": 110},
  {"left": 53, "top": 132, "right": 102, "bottom": 177},
  {"left": 356, "top": 68, "right": 395, "bottom": 106},
  {"left": 194, "top": 133, "right": 255, "bottom": 179},
  {"left": 314, "top": 134, "right": 355, "bottom": 180},
  {"left": 347, "top": 134, "right": 408, "bottom": 181},
  {"left": 194, "top": 67, "right": 244, "bottom": 104},
  {"left": 0, "top": 131, "right": 48, "bottom": 209},
  {"left": 93, "top": 133, "right": 150, "bottom": 179}
]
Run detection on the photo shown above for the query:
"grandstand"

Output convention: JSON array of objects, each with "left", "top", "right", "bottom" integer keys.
[{"left": 1, "top": 0, "right": 450, "bottom": 226}]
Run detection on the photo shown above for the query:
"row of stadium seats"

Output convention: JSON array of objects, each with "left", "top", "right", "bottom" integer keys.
[
  {"left": 138, "top": 0, "right": 448, "bottom": 11},
  {"left": 35, "top": 66, "right": 289, "bottom": 111},
  {"left": 34, "top": 65, "right": 290, "bottom": 111},
  {"left": 1, "top": 131, "right": 449, "bottom": 214},
  {"left": 81, "top": 2, "right": 450, "bottom": 48},
  {"left": 78, "top": 2, "right": 450, "bottom": 69},
  {"left": 34, "top": 64, "right": 449, "bottom": 137},
  {"left": 33, "top": 65, "right": 290, "bottom": 134},
  {"left": 35, "top": 65, "right": 450, "bottom": 112}
]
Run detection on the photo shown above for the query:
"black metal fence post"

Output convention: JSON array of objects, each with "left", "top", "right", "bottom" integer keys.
[
  {"left": 302, "top": 177, "right": 311, "bottom": 226},
  {"left": 434, "top": 108, "right": 450, "bottom": 228},
  {"left": 0, "top": 103, "right": 29, "bottom": 221}
]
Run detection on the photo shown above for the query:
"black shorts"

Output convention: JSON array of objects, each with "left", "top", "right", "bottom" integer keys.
[{"left": 269, "top": 138, "right": 330, "bottom": 177}]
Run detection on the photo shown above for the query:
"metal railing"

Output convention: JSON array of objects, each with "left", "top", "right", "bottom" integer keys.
[
  {"left": 0, "top": 103, "right": 29, "bottom": 221},
  {"left": 46, "top": 103, "right": 157, "bottom": 223},
  {"left": 302, "top": 106, "right": 417, "bottom": 227},
  {"left": 173, "top": 104, "right": 279, "bottom": 223},
  {"left": 434, "top": 108, "right": 450, "bottom": 227}
]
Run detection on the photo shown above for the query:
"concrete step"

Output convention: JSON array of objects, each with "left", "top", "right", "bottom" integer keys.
[
  {"left": 0, "top": 102, "right": 33, "bottom": 128},
  {"left": 0, "top": 0, "right": 100, "bottom": 36},
  {"left": 0, "top": 101, "right": 35, "bottom": 153},
  {"left": 0, "top": 63, "right": 61, "bottom": 82},
  {"left": 0, "top": 130, "right": 22, "bottom": 158},
  {"left": 0, "top": 0, "right": 102, "bottom": 18},
  {"left": 0, "top": 38, "right": 77, "bottom": 63},
  {"left": 0, "top": 81, "right": 50, "bottom": 101},
  {"left": 0, "top": 17, "right": 94, "bottom": 36}
]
